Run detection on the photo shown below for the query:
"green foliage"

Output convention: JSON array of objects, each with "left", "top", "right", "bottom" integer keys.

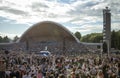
[
  {"left": 81, "top": 33, "right": 103, "bottom": 43},
  {"left": 0, "top": 36, "right": 10, "bottom": 43},
  {"left": 80, "top": 30, "right": 120, "bottom": 50},
  {"left": 74, "top": 31, "right": 81, "bottom": 40},
  {"left": 13, "top": 36, "right": 19, "bottom": 42},
  {"left": 111, "top": 30, "right": 120, "bottom": 49},
  {"left": 0, "top": 36, "right": 2, "bottom": 43}
]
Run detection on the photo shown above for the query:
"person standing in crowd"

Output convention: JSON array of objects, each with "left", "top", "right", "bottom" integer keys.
[
  {"left": 0, "top": 51, "right": 120, "bottom": 78},
  {"left": 96, "top": 70, "right": 104, "bottom": 78},
  {"left": 23, "top": 72, "right": 31, "bottom": 78},
  {"left": 36, "top": 70, "right": 42, "bottom": 78},
  {"left": 0, "top": 58, "right": 6, "bottom": 78}
]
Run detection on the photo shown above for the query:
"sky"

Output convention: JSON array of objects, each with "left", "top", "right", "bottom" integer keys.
[{"left": 0, "top": 0, "right": 120, "bottom": 39}]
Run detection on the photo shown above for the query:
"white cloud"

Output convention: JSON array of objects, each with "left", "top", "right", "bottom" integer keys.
[
  {"left": 91, "top": 2, "right": 108, "bottom": 10},
  {"left": 112, "top": 22, "right": 120, "bottom": 31},
  {"left": 65, "top": 22, "right": 103, "bottom": 36},
  {"left": 0, "top": 0, "right": 120, "bottom": 36},
  {"left": 71, "top": 16, "right": 101, "bottom": 26},
  {"left": 0, "top": 0, "right": 75, "bottom": 25}
]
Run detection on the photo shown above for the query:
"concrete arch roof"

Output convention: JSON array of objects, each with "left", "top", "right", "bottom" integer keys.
[{"left": 19, "top": 21, "right": 79, "bottom": 42}]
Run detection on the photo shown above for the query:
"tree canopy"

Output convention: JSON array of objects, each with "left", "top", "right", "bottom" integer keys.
[
  {"left": 0, "top": 36, "right": 10, "bottom": 43},
  {"left": 111, "top": 30, "right": 120, "bottom": 50},
  {"left": 80, "top": 30, "right": 120, "bottom": 50},
  {"left": 80, "top": 33, "right": 103, "bottom": 43},
  {"left": 74, "top": 31, "right": 81, "bottom": 40},
  {"left": 13, "top": 36, "right": 19, "bottom": 42}
]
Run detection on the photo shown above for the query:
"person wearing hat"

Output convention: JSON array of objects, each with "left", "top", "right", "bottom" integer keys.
[{"left": 0, "top": 58, "right": 6, "bottom": 78}]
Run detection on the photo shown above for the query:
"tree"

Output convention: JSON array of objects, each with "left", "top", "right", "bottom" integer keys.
[
  {"left": 13, "top": 36, "right": 19, "bottom": 42},
  {"left": 3, "top": 36, "right": 10, "bottom": 42},
  {"left": 0, "top": 36, "right": 2, "bottom": 43},
  {"left": 80, "top": 30, "right": 120, "bottom": 50},
  {"left": 111, "top": 30, "right": 117, "bottom": 49},
  {"left": 74, "top": 31, "right": 81, "bottom": 41},
  {"left": 118, "top": 35, "right": 120, "bottom": 50},
  {"left": 111, "top": 30, "right": 120, "bottom": 49},
  {"left": 81, "top": 33, "right": 102, "bottom": 43}
]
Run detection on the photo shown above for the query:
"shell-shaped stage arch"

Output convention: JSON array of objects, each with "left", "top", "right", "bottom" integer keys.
[
  {"left": 19, "top": 21, "right": 79, "bottom": 43},
  {"left": 17, "top": 21, "right": 87, "bottom": 54}
]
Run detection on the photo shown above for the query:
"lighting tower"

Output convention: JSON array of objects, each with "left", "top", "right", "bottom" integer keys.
[{"left": 103, "top": 7, "right": 111, "bottom": 57}]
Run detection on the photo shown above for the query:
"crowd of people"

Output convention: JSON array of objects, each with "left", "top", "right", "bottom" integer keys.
[{"left": 0, "top": 50, "right": 120, "bottom": 78}]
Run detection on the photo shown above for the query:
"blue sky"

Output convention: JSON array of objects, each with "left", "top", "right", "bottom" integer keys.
[{"left": 0, "top": 0, "right": 120, "bottom": 39}]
